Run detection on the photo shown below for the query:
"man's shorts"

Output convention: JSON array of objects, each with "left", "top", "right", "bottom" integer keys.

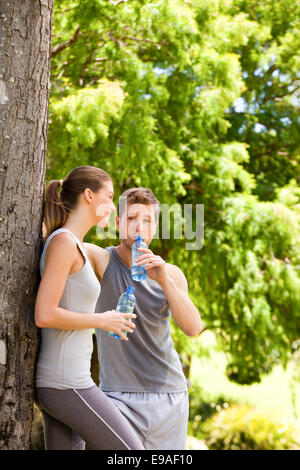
[{"left": 103, "top": 390, "right": 189, "bottom": 450}]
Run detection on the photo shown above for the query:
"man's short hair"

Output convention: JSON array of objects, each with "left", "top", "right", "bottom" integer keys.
[{"left": 117, "top": 187, "right": 160, "bottom": 222}]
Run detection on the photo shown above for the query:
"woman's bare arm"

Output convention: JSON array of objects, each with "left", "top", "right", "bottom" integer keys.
[{"left": 34, "top": 234, "right": 135, "bottom": 340}]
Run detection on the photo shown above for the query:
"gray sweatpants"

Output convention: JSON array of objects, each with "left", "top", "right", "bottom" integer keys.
[
  {"left": 36, "top": 386, "right": 144, "bottom": 450},
  {"left": 104, "top": 390, "right": 189, "bottom": 450}
]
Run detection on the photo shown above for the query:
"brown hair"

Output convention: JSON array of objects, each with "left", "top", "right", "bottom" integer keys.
[
  {"left": 43, "top": 166, "right": 112, "bottom": 242},
  {"left": 117, "top": 187, "right": 160, "bottom": 221}
]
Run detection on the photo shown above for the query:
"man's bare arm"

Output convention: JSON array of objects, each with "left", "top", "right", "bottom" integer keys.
[{"left": 161, "top": 264, "right": 202, "bottom": 337}]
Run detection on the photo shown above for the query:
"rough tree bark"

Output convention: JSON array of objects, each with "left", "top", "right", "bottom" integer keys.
[{"left": 0, "top": 0, "right": 53, "bottom": 449}]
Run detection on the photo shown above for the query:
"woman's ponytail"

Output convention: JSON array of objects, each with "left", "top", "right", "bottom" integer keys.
[{"left": 43, "top": 180, "right": 68, "bottom": 243}]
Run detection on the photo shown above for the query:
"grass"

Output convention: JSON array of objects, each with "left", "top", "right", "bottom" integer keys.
[{"left": 189, "top": 330, "right": 300, "bottom": 423}]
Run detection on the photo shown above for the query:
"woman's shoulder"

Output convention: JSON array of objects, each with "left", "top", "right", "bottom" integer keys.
[
  {"left": 43, "top": 231, "right": 78, "bottom": 269},
  {"left": 46, "top": 231, "right": 78, "bottom": 251}
]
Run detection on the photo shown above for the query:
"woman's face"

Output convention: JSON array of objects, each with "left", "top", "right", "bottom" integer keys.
[{"left": 90, "top": 180, "right": 116, "bottom": 228}]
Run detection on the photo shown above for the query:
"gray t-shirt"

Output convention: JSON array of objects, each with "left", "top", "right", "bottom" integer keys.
[
  {"left": 35, "top": 228, "right": 101, "bottom": 389},
  {"left": 94, "top": 246, "right": 188, "bottom": 393}
]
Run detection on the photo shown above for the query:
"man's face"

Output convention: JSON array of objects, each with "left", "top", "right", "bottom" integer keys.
[{"left": 117, "top": 203, "right": 158, "bottom": 248}]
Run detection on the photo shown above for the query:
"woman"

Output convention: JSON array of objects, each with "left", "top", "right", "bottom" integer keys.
[{"left": 35, "top": 165, "right": 144, "bottom": 450}]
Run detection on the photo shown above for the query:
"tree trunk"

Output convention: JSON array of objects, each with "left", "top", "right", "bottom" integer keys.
[{"left": 0, "top": 0, "right": 53, "bottom": 449}]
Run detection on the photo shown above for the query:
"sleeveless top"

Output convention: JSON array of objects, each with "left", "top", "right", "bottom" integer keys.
[
  {"left": 35, "top": 228, "right": 101, "bottom": 389},
  {"left": 94, "top": 246, "right": 188, "bottom": 393}
]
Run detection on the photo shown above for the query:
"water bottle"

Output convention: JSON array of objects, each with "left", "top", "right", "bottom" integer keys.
[
  {"left": 109, "top": 286, "right": 136, "bottom": 340},
  {"left": 131, "top": 236, "right": 147, "bottom": 281}
]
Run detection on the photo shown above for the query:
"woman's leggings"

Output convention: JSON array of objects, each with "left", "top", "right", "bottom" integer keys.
[{"left": 36, "top": 386, "right": 144, "bottom": 450}]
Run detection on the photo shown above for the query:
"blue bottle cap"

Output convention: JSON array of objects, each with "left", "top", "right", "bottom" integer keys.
[
  {"left": 126, "top": 286, "right": 135, "bottom": 294},
  {"left": 135, "top": 235, "right": 144, "bottom": 243}
]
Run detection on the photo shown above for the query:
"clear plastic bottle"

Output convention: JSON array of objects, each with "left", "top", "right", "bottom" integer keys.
[
  {"left": 109, "top": 286, "right": 136, "bottom": 340},
  {"left": 131, "top": 236, "right": 147, "bottom": 281}
]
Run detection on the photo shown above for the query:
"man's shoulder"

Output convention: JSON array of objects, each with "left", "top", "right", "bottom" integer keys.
[
  {"left": 83, "top": 243, "right": 112, "bottom": 280},
  {"left": 83, "top": 242, "right": 111, "bottom": 255}
]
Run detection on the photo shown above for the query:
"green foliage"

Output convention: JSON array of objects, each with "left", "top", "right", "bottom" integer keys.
[
  {"left": 226, "top": 0, "right": 300, "bottom": 200},
  {"left": 203, "top": 404, "right": 300, "bottom": 450},
  {"left": 188, "top": 382, "right": 240, "bottom": 439},
  {"left": 215, "top": 195, "right": 300, "bottom": 383},
  {"left": 48, "top": 79, "right": 125, "bottom": 177},
  {"left": 47, "top": 0, "right": 300, "bottom": 384}
]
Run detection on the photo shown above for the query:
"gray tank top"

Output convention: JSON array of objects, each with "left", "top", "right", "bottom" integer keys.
[
  {"left": 94, "top": 246, "right": 187, "bottom": 393},
  {"left": 35, "top": 228, "right": 101, "bottom": 389}
]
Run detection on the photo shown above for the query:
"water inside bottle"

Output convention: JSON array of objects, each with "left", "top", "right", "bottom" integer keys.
[{"left": 131, "top": 265, "right": 147, "bottom": 281}]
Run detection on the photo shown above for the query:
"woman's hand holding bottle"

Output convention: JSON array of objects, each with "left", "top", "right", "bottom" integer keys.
[{"left": 97, "top": 310, "right": 136, "bottom": 341}]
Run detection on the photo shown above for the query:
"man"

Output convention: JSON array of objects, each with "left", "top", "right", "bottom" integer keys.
[{"left": 85, "top": 187, "right": 202, "bottom": 450}]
